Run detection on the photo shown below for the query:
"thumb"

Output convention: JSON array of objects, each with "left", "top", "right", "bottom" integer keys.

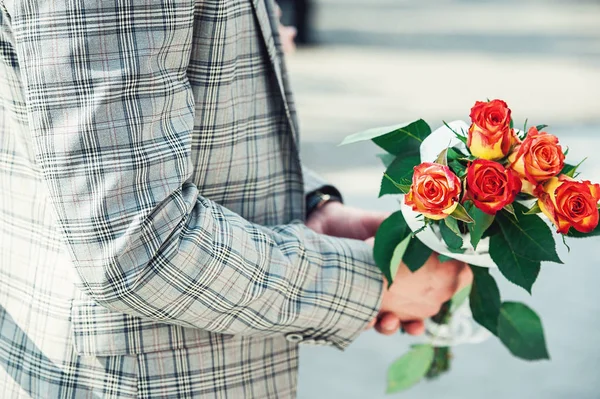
[{"left": 360, "top": 211, "right": 390, "bottom": 237}]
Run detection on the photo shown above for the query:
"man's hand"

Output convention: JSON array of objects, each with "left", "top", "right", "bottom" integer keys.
[
  {"left": 275, "top": 3, "right": 297, "bottom": 55},
  {"left": 306, "top": 202, "right": 417, "bottom": 335},
  {"left": 306, "top": 202, "right": 473, "bottom": 337},
  {"left": 306, "top": 201, "right": 388, "bottom": 241},
  {"left": 377, "top": 254, "right": 472, "bottom": 335}
]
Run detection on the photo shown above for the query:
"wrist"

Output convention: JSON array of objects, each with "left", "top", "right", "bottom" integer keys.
[
  {"left": 305, "top": 200, "right": 343, "bottom": 236},
  {"left": 306, "top": 190, "right": 343, "bottom": 219}
]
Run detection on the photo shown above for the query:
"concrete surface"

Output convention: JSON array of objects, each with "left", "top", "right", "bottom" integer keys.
[{"left": 287, "top": 0, "right": 600, "bottom": 398}]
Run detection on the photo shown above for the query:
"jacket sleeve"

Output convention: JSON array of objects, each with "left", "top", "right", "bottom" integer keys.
[
  {"left": 302, "top": 166, "right": 343, "bottom": 198},
  {"left": 10, "top": 0, "right": 382, "bottom": 349}
]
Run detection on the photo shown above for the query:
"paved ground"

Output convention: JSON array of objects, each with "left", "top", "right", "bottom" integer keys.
[{"left": 285, "top": 0, "right": 600, "bottom": 398}]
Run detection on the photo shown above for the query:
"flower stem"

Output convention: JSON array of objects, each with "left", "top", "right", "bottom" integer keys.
[{"left": 425, "top": 300, "right": 452, "bottom": 380}]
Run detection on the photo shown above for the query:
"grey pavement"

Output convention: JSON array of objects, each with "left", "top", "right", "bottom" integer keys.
[{"left": 287, "top": 0, "right": 600, "bottom": 398}]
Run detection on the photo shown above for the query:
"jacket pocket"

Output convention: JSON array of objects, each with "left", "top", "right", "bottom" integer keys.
[{"left": 71, "top": 298, "right": 232, "bottom": 356}]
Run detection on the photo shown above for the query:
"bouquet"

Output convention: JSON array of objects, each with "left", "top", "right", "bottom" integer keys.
[{"left": 341, "top": 100, "right": 600, "bottom": 394}]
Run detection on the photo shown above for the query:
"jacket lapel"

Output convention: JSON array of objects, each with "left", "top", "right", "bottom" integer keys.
[{"left": 250, "top": 0, "right": 299, "bottom": 142}]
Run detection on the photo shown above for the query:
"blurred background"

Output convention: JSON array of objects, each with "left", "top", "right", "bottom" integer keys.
[{"left": 277, "top": 0, "right": 600, "bottom": 398}]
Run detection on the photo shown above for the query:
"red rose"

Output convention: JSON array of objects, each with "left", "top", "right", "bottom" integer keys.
[
  {"left": 466, "top": 159, "right": 522, "bottom": 214},
  {"left": 405, "top": 162, "right": 462, "bottom": 220},
  {"left": 509, "top": 127, "right": 565, "bottom": 195},
  {"left": 468, "top": 99, "right": 519, "bottom": 160},
  {"left": 537, "top": 175, "right": 600, "bottom": 234}
]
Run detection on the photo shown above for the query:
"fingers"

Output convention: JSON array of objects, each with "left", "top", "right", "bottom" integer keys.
[
  {"left": 402, "top": 320, "right": 425, "bottom": 336},
  {"left": 456, "top": 263, "right": 474, "bottom": 293},
  {"left": 374, "top": 313, "right": 401, "bottom": 336},
  {"left": 360, "top": 211, "right": 391, "bottom": 239},
  {"left": 364, "top": 316, "right": 377, "bottom": 330},
  {"left": 430, "top": 259, "right": 472, "bottom": 303},
  {"left": 372, "top": 314, "right": 426, "bottom": 336},
  {"left": 274, "top": 2, "right": 282, "bottom": 18},
  {"left": 280, "top": 26, "right": 297, "bottom": 54}
]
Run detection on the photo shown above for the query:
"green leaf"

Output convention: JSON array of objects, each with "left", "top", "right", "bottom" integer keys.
[
  {"left": 504, "top": 203, "right": 516, "bottom": 216},
  {"left": 535, "top": 124, "right": 548, "bottom": 131},
  {"left": 438, "top": 254, "right": 454, "bottom": 263},
  {"left": 491, "top": 203, "right": 562, "bottom": 293},
  {"left": 450, "top": 284, "right": 472, "bottom": 313},
  {"left": 490, "top": 232, "right": 541, "bottom": 294},
  {"left": 379, "top": 155, "right": 421, "bottom": 197},
  {"left": 465, "top": 202, "right": 495, "bottom": 250},
  {"left": 469, "top": 266, "right": 501, "bottom": 335},
  {"left": 444, "top": 216, "right": 461, "bottom": 236},
  {"left": 446, "top": 147, "right": 465, "bottom": 161},
  {"left": 339, "top": 123, "right": 409, "bottom": 146},
  {"left": 566, "top": 210, "right": 600, "bottom": 237},
  {"left": 561, "top": 163, "right": 577, "bottom": 178},
  {"left": 561, "top": 159, "right": 586, "bottom": 178},
  {"left": 439, "top": 221, "right": 463, "bottom": 250},
  {"left": 450, "top": 203, "right": 475, "bottom": 224},
  {"left": 499, "top": 203, "right": 562, "bottom": 263},
  {"left": 443, "top": 121, "right": 468, "bottom": 145},
  {"left": 340, "top": 120, "right": 431, "bottom": 157},
  {"left": 403, "top": 237, "right": 433, "bottom": 272},
  {"left": 510, "top": 119, "right": 514, "bottom": 129},
  {"left": 374, "top": 211, "right": 411, "bottom": 286},
  {"left": 435, "top": 148, "right": 449, "bottom": 166},
  {"left": 387, "top": 344, "right": 435, "bottom": 394},
  {"left": 561, "top": 234, "right": 571, "bottom": 252},
  {"left": 523, "top": 202, "right": 541, "bottom": 215},
  {"left": 482, "top": 222, "right": 501, "bottom": 238},
  {"left": 380, "top": 174, "right": 410, "bottom": 196},
  {"left": 498, "top": 302, "right": 550, "bottom": 361},
  {"left": 377, "top": 153, "right": 396, "bottom": 168},
  {"left": 389, "top": 235, "right": 413, "bottom": 284},
  {"left": 448, "top": 160, "right": 467, "bottom": 177}
]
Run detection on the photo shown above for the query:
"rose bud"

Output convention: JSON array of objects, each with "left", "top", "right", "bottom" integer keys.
[
  {"left": 536, "top": 175, "right": 600, "bottom": 234},
  {"left": 466, "top": 159, "right": 522, "bottom": 215},
  {"left": 405, "top": 162, "right": 462, "bottom": 220},
  {"left": 468, "top": 99, "right": 519, "bottom": 160},
  {"left": 508, "top": 127, "right": 565, "bottom": 195}
]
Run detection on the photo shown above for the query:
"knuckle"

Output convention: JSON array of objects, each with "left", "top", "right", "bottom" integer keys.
[
  {"left": 461, "top": 265, "right": 475, "bottom": 283},
  {"left": 433, "top": 285, "right": 454, "bottom": 303},
  {"left": 440, "top": 261, "right": 462, "bottom": 276},
  {"left": 436, "top": 265, "right": 459, "bottom": 285},
  {"left": 426, "top": 305, "right": 442, "bottom": 318}
]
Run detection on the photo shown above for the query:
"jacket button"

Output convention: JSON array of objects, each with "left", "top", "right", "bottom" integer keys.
[{"left": 285, "top": 333, "right": 304, "bottom": 343}]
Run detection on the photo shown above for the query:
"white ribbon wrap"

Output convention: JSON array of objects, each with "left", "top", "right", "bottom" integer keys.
[
  {"left": 400, "top": 120, "right": 495, "bottom": 345},
  {"left": 400, "top": 120, "right": 497, "bottom": 268}
]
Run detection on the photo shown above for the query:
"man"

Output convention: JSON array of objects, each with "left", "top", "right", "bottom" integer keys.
[{"left": 0, "top": 0, "right": 472, "bottom": 397}]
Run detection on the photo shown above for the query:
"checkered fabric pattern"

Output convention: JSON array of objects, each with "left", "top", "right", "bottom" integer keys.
[{"left": 0, "top": 0, "right": 383, "bottom": 397}]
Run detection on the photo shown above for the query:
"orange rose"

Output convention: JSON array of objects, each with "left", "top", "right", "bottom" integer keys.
[
  {"left": 466, "top": 159, "right": 521, "bottom": 214},
  {"left": 405, "top": 162, "right": 461, "bottom": 220},
  {"left": 509, "top": 127, "right": 565, "bottom": 195},
  {"left": 536, "top": 175, "right": 600, "bottom": 234},
  {"left": 468, "top": 99, "right": 519, "bottom": 160}
]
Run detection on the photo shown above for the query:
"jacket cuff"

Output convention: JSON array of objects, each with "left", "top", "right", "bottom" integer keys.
[
  {"left": 283, "top": 236, "right": 384, "bottom": 350},
  {"left": 303, "top": 167, "right": 343, "bottom": 199}
]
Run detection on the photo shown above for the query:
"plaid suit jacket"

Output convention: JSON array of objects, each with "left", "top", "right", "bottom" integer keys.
[{"left": 0, "top": 0, "right": 383, "bottom": 397}]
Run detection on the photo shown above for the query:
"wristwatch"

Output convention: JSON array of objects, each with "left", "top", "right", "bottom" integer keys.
[{"left": 306, "top": 189, "right": 343, "bottom": 218}]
